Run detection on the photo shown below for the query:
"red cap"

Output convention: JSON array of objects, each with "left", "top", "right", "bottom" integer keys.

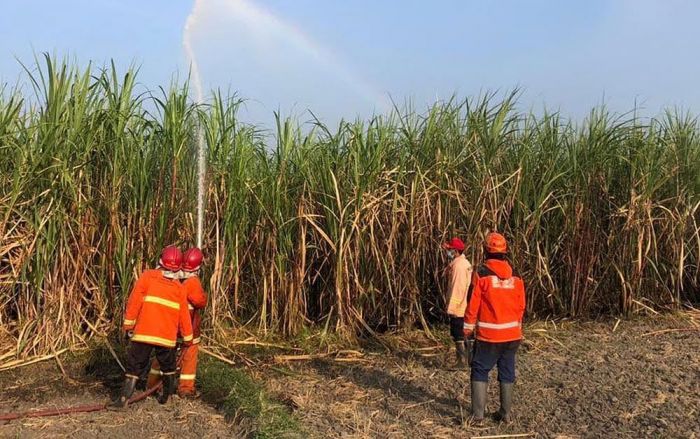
[
  {"left": 484, "top": 232, "right": 507, "bottom": 254},
  {"left": 442, "top": 237, "right": 465, "bottom": 252},
  {"left": 182, "top": 247, "right": 203, "bottom": 272},
  {"left": 159, "top": 246, "right": 183, "bottom": 271}
]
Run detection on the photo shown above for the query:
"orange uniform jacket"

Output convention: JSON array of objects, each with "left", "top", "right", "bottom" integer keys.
[
  {"left": 149, "top": 275, "right": 207, "bottom": 392},
  {"left": 463, "top": 259, "right": 525, "bottom": 343},
  {"left": 182, "top": 275, "right": 207, "bottom": 345},
  {"left": 123, "top": 269, "right": 193, "bottom": 348}
]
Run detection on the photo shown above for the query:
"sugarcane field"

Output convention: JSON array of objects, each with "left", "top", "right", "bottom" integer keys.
[{"left": 1, "top": 1, "right": 700, "bottom": 438}]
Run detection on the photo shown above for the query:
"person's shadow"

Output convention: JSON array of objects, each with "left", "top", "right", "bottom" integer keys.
[
  {"left": 83, "top": 338, "right": 147, "bottom": 397},
  {"left": 308, "top": 357, "right": 466, "bottom": 423}
]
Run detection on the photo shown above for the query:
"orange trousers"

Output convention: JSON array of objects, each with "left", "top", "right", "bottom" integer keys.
[{"left": 147, "top": 343, "right": 199, "bottom": 395}]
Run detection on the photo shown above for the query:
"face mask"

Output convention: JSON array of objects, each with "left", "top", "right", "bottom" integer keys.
[
  {"left": 446, "top": 250, "right": 456, "bottom": 261},
  {"left": 162, "top": 270, "right": 179, "bottom": 280}
]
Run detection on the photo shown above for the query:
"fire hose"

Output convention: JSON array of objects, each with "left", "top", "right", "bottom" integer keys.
[{"left": 0, "top": 344, "right": 188, "bottom": 422}]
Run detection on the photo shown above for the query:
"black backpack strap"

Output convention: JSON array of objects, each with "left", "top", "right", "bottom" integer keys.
[
  {"left": 467, "top": 264, "right": 497, "bottom": 303},
  {"left": 477, "top": 264, "right": 496, "bottom": 278}
]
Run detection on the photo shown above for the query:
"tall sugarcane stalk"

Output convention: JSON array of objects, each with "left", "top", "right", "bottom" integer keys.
[{"left": 0, "top": 57, "right": 698, "bottom": 360}]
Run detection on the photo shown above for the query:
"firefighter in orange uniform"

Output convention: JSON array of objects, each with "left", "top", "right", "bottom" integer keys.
[
  {"left": 463, "top": 233, "right": 525, "bottom": 423},
  {"left": 178, "top": 247, "right": 207, "bottom": 396},
  {"left": 112, "top": 246, "right": 193, "bottom": 408},
  {"left": 147, "top": 247, "right": 207, "bottom": 397}
]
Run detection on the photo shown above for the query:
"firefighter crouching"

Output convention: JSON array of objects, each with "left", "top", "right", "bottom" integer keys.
[
  {"left": 442, "top": 237, "right": 473, "bottom": 368},
  {"left": 112, "top": 246, "right": 193, "bottom": 409},
  {"left": 463, "top": 233, "right": 525, "bottom": 423},
  {"left": 147, "top": 247, "right": 207, "bottom": 397}
]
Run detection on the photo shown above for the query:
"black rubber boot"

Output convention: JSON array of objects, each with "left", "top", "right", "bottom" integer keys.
[
  {"left": 495, "top": 382, "right": 514, "bottom": 423},
  {"left": 111, "top": 376, "right": 137, "bottom": 409},
  {"left": 455, "top": 341, "right": 468, "bottom": 368},
  {"left": 471, "top": 380, "right": 488, "bottom": 423},
  {"left": 158, "top": 373, "right": 175, "bottom": 404}
]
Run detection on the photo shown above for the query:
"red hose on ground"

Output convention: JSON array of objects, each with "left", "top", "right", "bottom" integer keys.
[
  {"left": 0, "top": 345, "right": 188, "bottom": 422},
  {"left": 0, "top": 382, "right": 162, "bottom": 422}
]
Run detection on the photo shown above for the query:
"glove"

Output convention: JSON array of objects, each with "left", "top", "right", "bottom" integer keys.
[{"left": 178, "top": 335, "right": 193, "bottom": 347}]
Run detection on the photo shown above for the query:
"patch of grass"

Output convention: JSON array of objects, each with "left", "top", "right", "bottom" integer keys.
[{"left": 198, "top": 358, "right": 303, "bottom": 438}]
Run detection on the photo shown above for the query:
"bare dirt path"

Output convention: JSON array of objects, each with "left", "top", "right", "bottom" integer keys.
[{"left": 262, "top": 316, "right": 700, "bottom": 438}]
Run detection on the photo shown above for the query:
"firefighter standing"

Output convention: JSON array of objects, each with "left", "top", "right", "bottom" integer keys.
[
  {"left": 178, "top": 247, "right": 207, "bottom": 396},
  {"left": 112, "top": 246, "right": 193, "bottom": 408},
  {"left": 147, "top": 247, "right": 207, "bottom": 397},
  {"left": 442, "top": 237, "right": 473, "bottom": 368},
  {"left": 463, "top": 233, "right": 525, "bottom": 423}
]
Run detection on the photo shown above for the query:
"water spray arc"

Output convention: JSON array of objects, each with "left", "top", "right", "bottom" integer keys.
[
  {"left": 219, "top": 0, "right": 388, "bottom": 111},
  {"left": 184, "top": 0, "right": 206, "bottom": 249},
  {"left": 183, "top": 0, "right": 390, "bottom": 249}
]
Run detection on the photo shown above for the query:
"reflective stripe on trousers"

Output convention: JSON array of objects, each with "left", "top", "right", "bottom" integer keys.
[{"left": 147, "top": 344, "right": 200, "bottom": 393}]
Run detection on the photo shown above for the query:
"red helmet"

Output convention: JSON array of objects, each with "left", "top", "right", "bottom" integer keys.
[
  {"left": 182, "top": 247, "right": 203, "bottom": 272},
  {"left": 159, "top": 246, "right": 183, "bottom": 271},
  {"left": 484, "top": 232, "right": 507, "bottom": 254},
  {"left": 442, "top": 237, "right": 466, "bottom": 252}
]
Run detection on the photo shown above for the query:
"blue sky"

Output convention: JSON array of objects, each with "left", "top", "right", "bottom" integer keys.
[{"left": 2, "top": 0, "right": 699, "bottom": 127}]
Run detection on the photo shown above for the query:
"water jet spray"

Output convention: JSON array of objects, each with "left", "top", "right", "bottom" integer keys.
[{"left": 184, "top": 0, "right": 206, "bottom": 249}]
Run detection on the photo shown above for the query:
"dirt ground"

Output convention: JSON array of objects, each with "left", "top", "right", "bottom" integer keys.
[
  {"left": 0, "top": 396, "right": 229, "bottom": 439},
  {"left": 262, "top": 315, "right": 700, "bottom": 439},
  {"left": 1, "top": 315, "right": 699, "bottom": 438},
  {"left": 0, "top": 360, "right": 231, "bottom": 438}
]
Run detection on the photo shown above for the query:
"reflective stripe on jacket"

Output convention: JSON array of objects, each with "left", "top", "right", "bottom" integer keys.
[
  {"left": 123, "top": 269, "right": 193, "bottom": 348},
  {"left": 464, "top": 259, "right": 525, "bottom": 343}
]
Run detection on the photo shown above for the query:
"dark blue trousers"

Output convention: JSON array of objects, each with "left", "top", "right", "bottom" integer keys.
[
  {"left": 449, "top": 317, "right": 465, "bottom": 342},
  {"left": 470, "top": 339, "right": 520, "bottom": 383}
]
